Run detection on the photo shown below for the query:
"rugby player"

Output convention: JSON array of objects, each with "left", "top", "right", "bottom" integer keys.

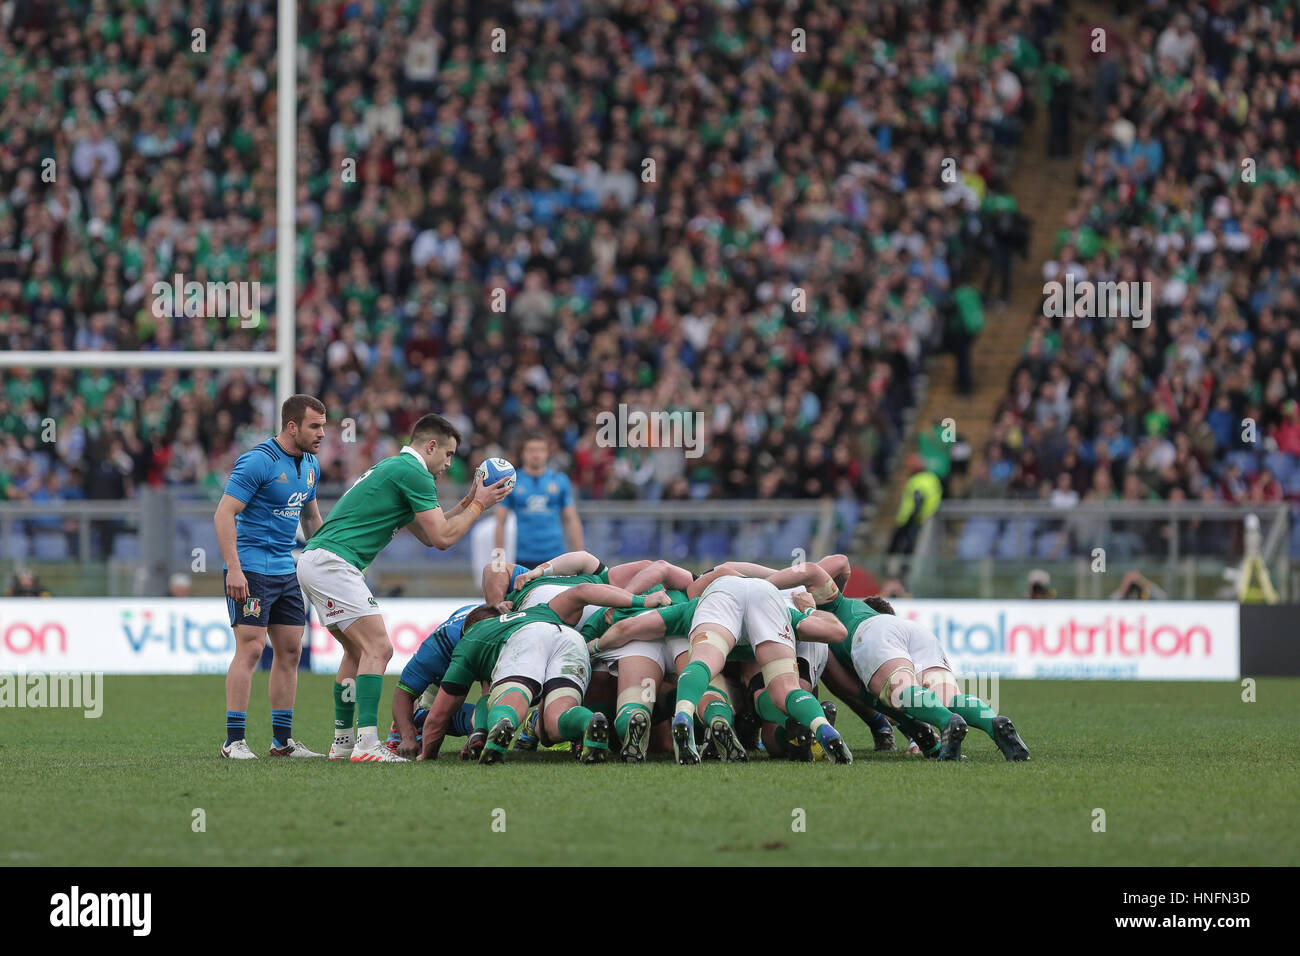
[
  {"left": 215, "top": 394, "right": 327, "bottom": 759},
  {"left": 416, "top": 583, "right": 672, "bottom": 763},
  {"left": 759, "top": 560, "right": 1030, "bottom": 761},
  {"left": 296, "top": 414, "right": 511, "bottom": 763},
  {"left": 387, "top": 603, "right": 483, "bottom": 758},
  {"left": 670, "top": 568, "right": 854, "bottom": 765},
  {"left": 588, "top": 585, "right": 845, "bottom": 763}
]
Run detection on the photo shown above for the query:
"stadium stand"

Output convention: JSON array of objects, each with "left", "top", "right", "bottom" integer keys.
[{"left": 0, "top": 0, "right": 1057, "bottom": 565}]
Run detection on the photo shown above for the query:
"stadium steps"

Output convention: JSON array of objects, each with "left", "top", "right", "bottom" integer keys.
[{"left": 858, "top": 26, "right": 1089, "bottom": 564}]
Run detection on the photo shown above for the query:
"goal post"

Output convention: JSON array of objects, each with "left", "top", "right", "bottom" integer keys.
[{"left": 0, "top": 0, "right": 298, "bottom": 411}]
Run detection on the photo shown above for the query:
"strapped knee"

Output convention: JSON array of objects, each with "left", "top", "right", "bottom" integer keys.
[{"left": 691, "top": 630, "right": 732, "bottom": 656}]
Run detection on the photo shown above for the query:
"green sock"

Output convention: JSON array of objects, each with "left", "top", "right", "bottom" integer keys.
[
  {"left": 948, "top": 693, "right": 998, "bottom": 736},
  {"left": 897, "top": 685, "right": 955, "bottom": 729},
  {"left": 675, "top": 660, "right": 712, "bottom": 717},
  {"left": 333, "top": 681, "right": 355, "bottom": 734},
  {"left": 472, "top": 694, "right": 489, "bottom": 732},
  {"left": 483, "top": 703, "right": 519, "bottom": 752},
  {"left": 614, "top": 702, "right": 651, "bottom": 743},
  {"left": 355, "top": 673, "right": 384, "bottom": 736},
  {"left": 556, "top": 705, "right": 595, "bottom": 743},
  {"left": 783, "top": 688, "right": 829, "bottom": 733},
  {"left": 703, "top": 685, "right": 733, "bottom": 726},
  {"left": 755, "top": 689, "right": 784, "bottom": 725}
]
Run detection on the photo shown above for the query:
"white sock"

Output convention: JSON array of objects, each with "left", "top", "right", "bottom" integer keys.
[{"left": 357, "top": 726, "right": 378, "bottom": 746}]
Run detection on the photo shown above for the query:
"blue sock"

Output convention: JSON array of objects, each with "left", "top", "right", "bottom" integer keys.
[
  {"left": 866, "top": 710, "right": 892, "bottom": 736},
  {"left": 226, "top": 711, "right": 247, "bottom": 746},
  {"left": 271, "top": 709, "right": 293, "bottom": 749},
  {"left": 451, "top": 702, "right": 477, "bottom": 737}
]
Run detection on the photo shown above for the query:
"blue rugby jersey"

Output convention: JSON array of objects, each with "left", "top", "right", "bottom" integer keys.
[
  {"left": 506, "top": 469, "right": 573, "bottom": 563},
  {"left": 222, "top": 437, "right": 321, "bottom": 575},
  {"left": 397, "top": 604, "right": 477, "bottom": 696}
]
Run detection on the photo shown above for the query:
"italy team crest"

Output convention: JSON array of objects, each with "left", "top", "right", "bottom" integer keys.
[
  {"left": 306, "top": 469, "right": 315, "bottom": 489},
  {"left": 243, "top": 597, "right": 261, "bottom": 617}
]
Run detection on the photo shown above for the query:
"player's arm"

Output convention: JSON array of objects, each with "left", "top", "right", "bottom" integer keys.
[
  {"left": 793, "top": 609, "right": 847, "bottom": 645},
  {"left": 299, "top": 498, "right": 324, "bottom": 541},
  {"left": 214, "top": 493, "right": 249, "bottom": 601},
  {"left": 482, "top": 561, "right": 513, "bottom": 604},
  {"left": 412, "top": 477, "right": 511, "bottom": 550},
  {"left": 766, "top": 562, "right": 839, "bottom": 602},
  {"left": 392, "top": 683, "right": 422, "bottom": 758},
  {"left": 442, "top": 474, "right": 480, "bottom": 520},
  {"left": 516, "top": 550, "right": 601, "bottom": 586},
  {"left": 717, "top": 561, "right": 782, "bottom": 578},
  {"left": 686, "top": 565, "right": 741, "bottom": 599},
  {"left": 416, "top": 686, "right": 467, "bottom": 760},
  {"left": 591, "top": 608, "right": 668, "bottom": 653},
  {"left": 620, "top": 559, "right": 695, "bottom": 594},
  {"left": 549, "top": 582, "right": 669, "bottom": 625},
  {"left": 818, "top": 554, "right": 851, "bottom": 584},
  {"left": 562, "top": 504, "right": 583, "bottom": 551}
]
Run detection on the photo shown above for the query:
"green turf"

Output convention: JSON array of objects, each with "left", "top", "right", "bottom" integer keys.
[{"left": 2, "top": 675, "right": 1296, "bottom": 865}]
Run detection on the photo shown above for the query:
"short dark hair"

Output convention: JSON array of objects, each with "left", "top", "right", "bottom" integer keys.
[
  {"left": 863, "top": 596, "right": 896, "bottom": 616},
  {"left": 410, "top": 413, "right": 463, "bottom": 448},
  {"left": 281, "top": 394, "right": 326, "bottom": 429},
  {"left": 462, "top": 604, "right": 500, "bottom": 632}
]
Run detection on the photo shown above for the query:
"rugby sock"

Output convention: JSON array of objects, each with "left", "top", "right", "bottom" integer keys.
[
  {"left": 355, "top": 673, "right": 384, "bottom": 743},
  {"left": 473, "top": 694, "right": 489, "bottom": 732},
  {"left": 675, "top": 660, "right": 713, "bottom": 717},
  {"left": 783, "top": 688, "right": 829, "bottom": 733},
  {"left": 897, "top": 685, "right": 955, "bottom": 729},
  {"left": 702, "top": 686, "right": 733, "bottom": 726},
  {"left": 484, "top": 702, "right": 521, "bottom": 752},
  {"left": 557, "top": 705, "right": 604, "bottom": 747},
  {"left": 271, "top": 709, "right": 293, "bottom": 749},
  {"left": 755, "top": 690, "right": 784, "bottom": 725},
  {"left": 858, "top": 690, "right": 934, "bottom": 748},
  {"left": 864, "top": 709, "right": 892, "bottom": 737},
  {"left": 614, "top": 701, "right": 651, "bottom": 742},
  {"left": 452, "top": 702, "right": 477, "bottom": 737},
  {"left": 333, "top": 682, "right": 355, "bottom": 736},
  {"left": 225, "top": 711, "right": 246, "bottom": 745},
  {"left": 947, "top": 694, "right": 998, "bottom": 736}
]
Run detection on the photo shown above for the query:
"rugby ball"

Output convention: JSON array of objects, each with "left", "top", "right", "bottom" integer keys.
[{"left": 476, "top": 457, "right": 516, "bottom": 493}]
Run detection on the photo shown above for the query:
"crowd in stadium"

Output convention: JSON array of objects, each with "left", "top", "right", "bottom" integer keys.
[
  {"left": 0, "top": 0, "right": 1055, "bottom": 540},
  {"left": 945, "top": 0, "right": 1300, "bottom": 559}
]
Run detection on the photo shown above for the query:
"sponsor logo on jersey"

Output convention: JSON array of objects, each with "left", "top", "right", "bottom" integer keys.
[
  {"left": 243, "top": 598, "right": 262, "bottom": 618},
  {"left": 277, "top": 472, "right": 289, "bottom": 483}
]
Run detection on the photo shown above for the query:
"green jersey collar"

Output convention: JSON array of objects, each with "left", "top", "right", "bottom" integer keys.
[{"left": 399, "top": 445, "right": 431, "bottom": 473}]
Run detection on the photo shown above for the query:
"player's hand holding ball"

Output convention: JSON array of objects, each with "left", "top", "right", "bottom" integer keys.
[{"left": 473, "top": 457, "right": 516, "bottom": 509}]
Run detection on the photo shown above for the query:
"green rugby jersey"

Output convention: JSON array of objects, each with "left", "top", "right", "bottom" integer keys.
[
  {"left": 817, "top": 593, "right": 879, "bottom": 670},
  {"left": 508, "top": 569, "right": 610, "bottom": 606},
  {"left": 440, "top": 604, "right": 568, "bottom": 693},
  {"left": 303, "top": 449, "right": 440, "bottom": 571},
  {"left": 580, "top": 586, "right": 686, "bottom": 643}
]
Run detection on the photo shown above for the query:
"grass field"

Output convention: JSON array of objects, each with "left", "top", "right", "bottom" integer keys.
[{"left": 3, "top": 674, "right": 1297, "bottom": 866}]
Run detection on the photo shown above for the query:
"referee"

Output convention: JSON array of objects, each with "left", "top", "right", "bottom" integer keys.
[
  {"left": 495, "top": 433, "right": 583, "bottom": 569},
  {"left": 214, "top": 394, "right": 328, "bottom": 759}
]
